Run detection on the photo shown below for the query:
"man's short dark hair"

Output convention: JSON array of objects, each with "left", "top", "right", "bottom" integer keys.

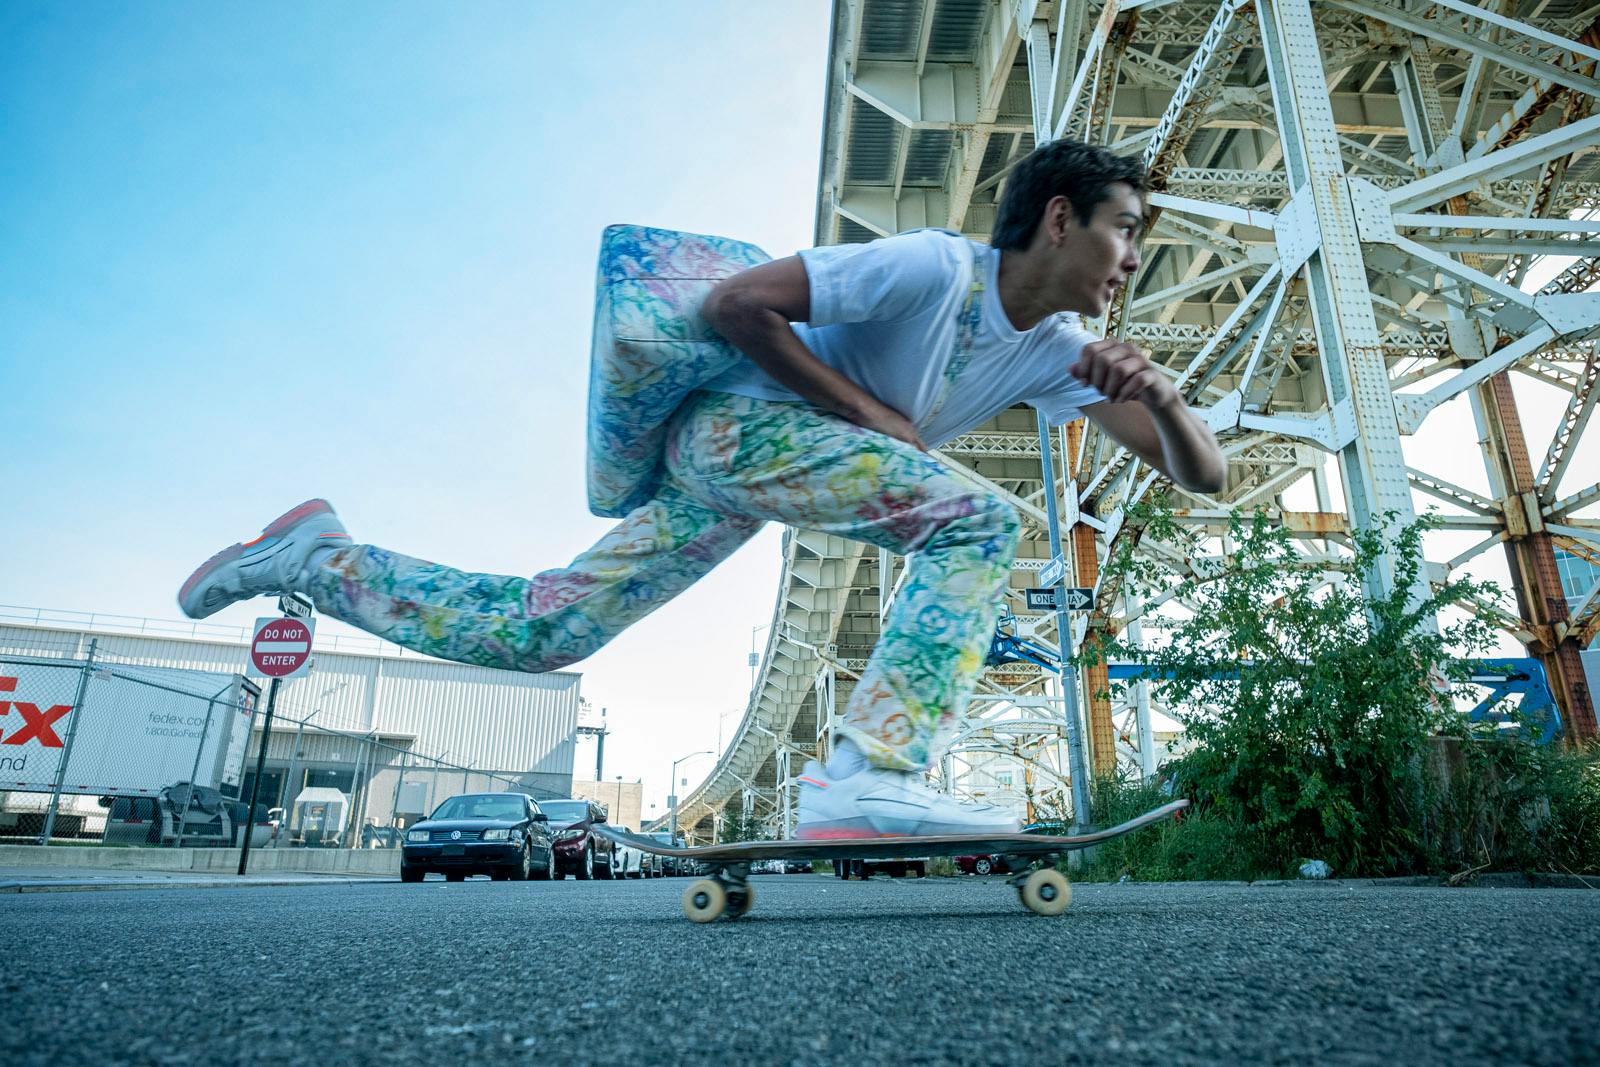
[{"left": 990, "top": 140, "right": 1147, "bottom": 251}]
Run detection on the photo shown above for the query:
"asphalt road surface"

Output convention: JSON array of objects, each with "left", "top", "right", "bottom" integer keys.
[{"left": 5, "top": 874, "right": 1596, "bottom": 1066}]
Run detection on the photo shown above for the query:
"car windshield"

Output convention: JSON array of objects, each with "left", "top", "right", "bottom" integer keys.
[
  {"left": 430, "top": 795, "right": 524, "bottom": 822},
  {"left": 647, "top": 833, "right": 676, "bottom": 844},
  {"left": 539, "top": 802, "right": 590, "bottom": 826}
]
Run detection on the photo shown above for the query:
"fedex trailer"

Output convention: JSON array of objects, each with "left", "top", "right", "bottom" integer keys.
[{"left": 0, "top": 661, "right": 259, "bottom": 798}]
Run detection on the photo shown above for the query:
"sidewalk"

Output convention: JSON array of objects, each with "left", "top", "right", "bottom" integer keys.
[{"left": 1, "top": 865, "right": 394, "bottom": 894}]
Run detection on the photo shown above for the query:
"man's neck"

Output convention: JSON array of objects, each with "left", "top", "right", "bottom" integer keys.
[{"left": 995, "top": 248, "right": 1054, "bottom": 332}]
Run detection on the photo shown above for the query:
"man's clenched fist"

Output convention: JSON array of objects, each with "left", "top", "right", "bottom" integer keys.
[{"left": 1071, "top": 339, "right": 1182, "bottom": 409}]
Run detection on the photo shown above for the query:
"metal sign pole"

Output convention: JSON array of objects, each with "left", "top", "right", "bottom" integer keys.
[
  {"left": 237, "top": 675, "right": 281, "bottom": 876},
  {"left": 1035, "top": 413, "right": 1095, "bottom": 831}
]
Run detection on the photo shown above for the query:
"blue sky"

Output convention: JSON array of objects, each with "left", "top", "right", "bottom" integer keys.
[{"left": 2, "top": 2, "right": 831, "bottom": 817}]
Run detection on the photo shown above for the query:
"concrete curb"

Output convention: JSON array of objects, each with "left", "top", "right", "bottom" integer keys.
[
  {"left": 1, "top": 875, "right": 394, "bottom": 894},
  {"left": 0, "top": 843, "right": 400, "bottom": 876}
]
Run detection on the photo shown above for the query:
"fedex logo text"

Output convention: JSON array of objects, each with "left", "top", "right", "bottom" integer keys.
[{"left": 0, "top": 676, "right": 72, "bottom": 747}]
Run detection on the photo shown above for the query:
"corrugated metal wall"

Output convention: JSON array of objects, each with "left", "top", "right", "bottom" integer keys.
[{"left": 0, "top": 623, "right": 580, "bottom": 777}]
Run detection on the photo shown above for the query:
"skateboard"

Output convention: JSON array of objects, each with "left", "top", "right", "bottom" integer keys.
[{"left": 593, "top": 798, "right": 1189, "bottom": 922}]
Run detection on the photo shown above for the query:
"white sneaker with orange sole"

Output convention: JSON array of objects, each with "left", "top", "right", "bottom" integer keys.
[
  {"left": 177, "top": 499, "right": 351, "bottom": 619},
  {"left": 793, "top": 759, "right": 1019, "bottom": 839}
]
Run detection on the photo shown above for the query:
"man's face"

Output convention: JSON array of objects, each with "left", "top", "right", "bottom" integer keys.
[{"left": 1046, "top": 183, "right": 1145, "bottom": 317}]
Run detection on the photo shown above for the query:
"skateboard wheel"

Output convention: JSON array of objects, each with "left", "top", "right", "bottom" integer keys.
[
  {"left": 682, "top": 879, "right": 726, "bottom": 923},
  {"left": 1018, "top": 869, "right": 1072, "bottom": 916},
  {"left": 726, "top": 882, "right": 755, "bottom": 919}
]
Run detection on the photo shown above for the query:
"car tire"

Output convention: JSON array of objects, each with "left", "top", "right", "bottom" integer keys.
[
  {"left": 445, "top": 872, "right": 466, "bottom": 882},
  {"left": 576, "top": 846, "right": 594, "bottom": 880},
  {"left": 512, "top": 844, "right": 532, "bottom": 881},
  {"left": 400, "top": 865, "right": 424, "bottom": 883},
  {"left": 533, "top": 848, "right": 554, "bottom": 881},
  {"left": 974, "top": 857, "right": 994, "bottom": 876}
]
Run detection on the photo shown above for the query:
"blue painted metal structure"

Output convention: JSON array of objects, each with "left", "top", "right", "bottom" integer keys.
[{"left": 987, "top": 614, "right": 1564, "bottom": 743}]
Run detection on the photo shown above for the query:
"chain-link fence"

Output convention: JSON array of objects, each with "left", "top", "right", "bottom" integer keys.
[
  {"left": 0, "top": 626, "right": 567, "bottom": 850},
  {"left": 236, "top": 706, "right": 566, "bottom": 853}
]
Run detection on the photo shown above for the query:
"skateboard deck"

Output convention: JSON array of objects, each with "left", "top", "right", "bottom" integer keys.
[
  {"left": 593, "top": 798, "right": 1188, "bottom": 922},
  {"left": 596, "top": 798, "right": 1187, "bottom": 864}
]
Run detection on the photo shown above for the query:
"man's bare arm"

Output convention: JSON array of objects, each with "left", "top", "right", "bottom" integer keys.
[
  {"left": 700, "top": 257, "right": 928, "bottom": 449},
  {"left": 1073, "top": 339, "right": 1227, "bottom": 494}
]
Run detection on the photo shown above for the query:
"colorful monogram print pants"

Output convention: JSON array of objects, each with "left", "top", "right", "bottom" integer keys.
[{"left": 304, "top": 392, "right": 1019, "bottom": 772}]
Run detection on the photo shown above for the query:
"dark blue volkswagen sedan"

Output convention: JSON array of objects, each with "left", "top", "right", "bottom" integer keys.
[{"left": 401, "top": 792, "right": 555, "bottom": 883}]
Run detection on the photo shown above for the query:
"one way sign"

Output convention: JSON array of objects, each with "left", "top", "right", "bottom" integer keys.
[{"left": 1026, "top": 587, "right": 1095, "bottom": 611}]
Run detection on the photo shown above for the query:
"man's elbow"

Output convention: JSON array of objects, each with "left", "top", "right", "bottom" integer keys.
[
  {"left": 700, "top": 279, "right": 739, "bottom": 335},
  {"left": 1194, "top": 468, "right": 1228, "bottom": 495},
  {"left": 1179, "top": 460, "right": 1228, "bottom": 496}
]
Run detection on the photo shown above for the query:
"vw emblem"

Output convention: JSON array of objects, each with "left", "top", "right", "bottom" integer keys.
[{"left": 450, "top": 830, "right": 461, "bottom": 840}]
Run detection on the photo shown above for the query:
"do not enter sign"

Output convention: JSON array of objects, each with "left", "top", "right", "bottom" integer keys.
[{"left": 251, "top": 617, "right": 316, "bottom": 678}]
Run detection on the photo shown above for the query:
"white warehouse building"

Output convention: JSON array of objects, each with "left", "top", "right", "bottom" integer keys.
[{"left": 0, "top": 614, "right": 581, "bottom": 842}]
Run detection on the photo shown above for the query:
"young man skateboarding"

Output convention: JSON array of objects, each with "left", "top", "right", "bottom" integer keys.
[{"left": 178, "top": 139, "right": 1225, "bottom": 841}]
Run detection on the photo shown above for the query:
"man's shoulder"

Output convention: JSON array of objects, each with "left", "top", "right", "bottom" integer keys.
[
  {"left": 884, "top": 227, "right": 982, "bottom": 258},
  {"left": 1037, "top": 312, "right": 1096, "bottom": 343},
  {"left": 806, "top": 227, "right": 979, "bottom": 265},
  {"left": 799, "top": 228, "right": 980, "bottom": 319}
]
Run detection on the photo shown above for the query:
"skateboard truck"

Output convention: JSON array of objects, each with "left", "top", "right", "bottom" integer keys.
[{"left": 682, "top": 863, "right": 755, "bottom": 923}]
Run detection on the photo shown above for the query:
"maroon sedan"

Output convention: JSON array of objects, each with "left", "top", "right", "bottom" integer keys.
[{"left": 955, "top": 822, "right": 1069, "bottom": 875}]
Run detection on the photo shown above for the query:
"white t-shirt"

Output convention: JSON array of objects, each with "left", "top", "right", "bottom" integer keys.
[{"left": 701, "top": 228, "right": 1105, "bottom": 447}]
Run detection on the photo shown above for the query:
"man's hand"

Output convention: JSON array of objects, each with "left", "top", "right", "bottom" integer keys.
[
  {"left": 1071, "top": 339, "right": 1181, "bottom": 409},
  {"left": 1080, "top": 338, "right": 1228, "bottom": 494},
  {"left": 851, "top": 402, "right": 928, "bottom": 451}
]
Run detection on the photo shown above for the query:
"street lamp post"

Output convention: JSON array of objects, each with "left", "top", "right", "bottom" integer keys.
[
  {"left": 749, "top": 624, "right": 770, "bottom": 693},
  {"left": 668, "top": 749, "right": 713, "bottom": 843}
]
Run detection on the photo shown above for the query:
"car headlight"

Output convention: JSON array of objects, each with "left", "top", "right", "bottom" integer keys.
[
  {"left": 482, "top": 828, "right": 511, "bottom": 841},
  {"left": 555, "top": 827, "right": 584, "bottom": 841},
  {"left": 406, "top": 829, "right": 429, "bottom": 843}
]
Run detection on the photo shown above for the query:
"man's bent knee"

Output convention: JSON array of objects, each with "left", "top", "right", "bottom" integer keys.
[{"left": 927, "top": 490, "right": 1020, "bottom": 560}]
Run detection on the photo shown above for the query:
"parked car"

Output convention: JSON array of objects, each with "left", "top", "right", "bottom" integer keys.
[
  {"left": 630, "top": 834, "right": 662, "bottom": 878},
  {"left": 361, "top": 823, "right": 404, "bottom": 849},
  {"left": 834, "top": 856, "right": 927, "bottom": 879},
  {"left": 641, "top": 831, "right": 685, "bottom": 875},
  {"left": 400, "top": 792, "right": 555, "bottom": 883},
  {"left": 781, "top": 858, "right": 814, "bottom": 874},
  {"left": 539, "top": 798, "right": 617, "bottom": 880},
  {"left": 955, "top": 821, "right": 1068, "bottom": 875},
  {"left": 610, "top": 826, "right": 647, "bottom": 879}
]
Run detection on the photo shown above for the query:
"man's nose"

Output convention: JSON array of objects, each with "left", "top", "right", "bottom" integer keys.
[{"left": 1121, "top": 242, "right": 1141, "bottom": 275}]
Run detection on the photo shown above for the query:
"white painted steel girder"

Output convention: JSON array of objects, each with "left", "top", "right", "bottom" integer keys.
[{"left": 670, "top": 0, "right": 1600, "bottom": 837}]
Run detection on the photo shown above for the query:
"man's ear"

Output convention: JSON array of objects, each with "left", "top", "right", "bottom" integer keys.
[{"left": 1042, "top": 195, "right": 1074, "bottom": 247}]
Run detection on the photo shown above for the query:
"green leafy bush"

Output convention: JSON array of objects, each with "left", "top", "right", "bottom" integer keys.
[{"left": 1074, "top": 504, "right": 1540, "bottom": 879}]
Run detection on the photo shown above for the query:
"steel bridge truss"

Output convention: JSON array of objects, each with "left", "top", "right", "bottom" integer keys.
[{"left": 667, "top": 0, "right": 1600, "bottom": 843}]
